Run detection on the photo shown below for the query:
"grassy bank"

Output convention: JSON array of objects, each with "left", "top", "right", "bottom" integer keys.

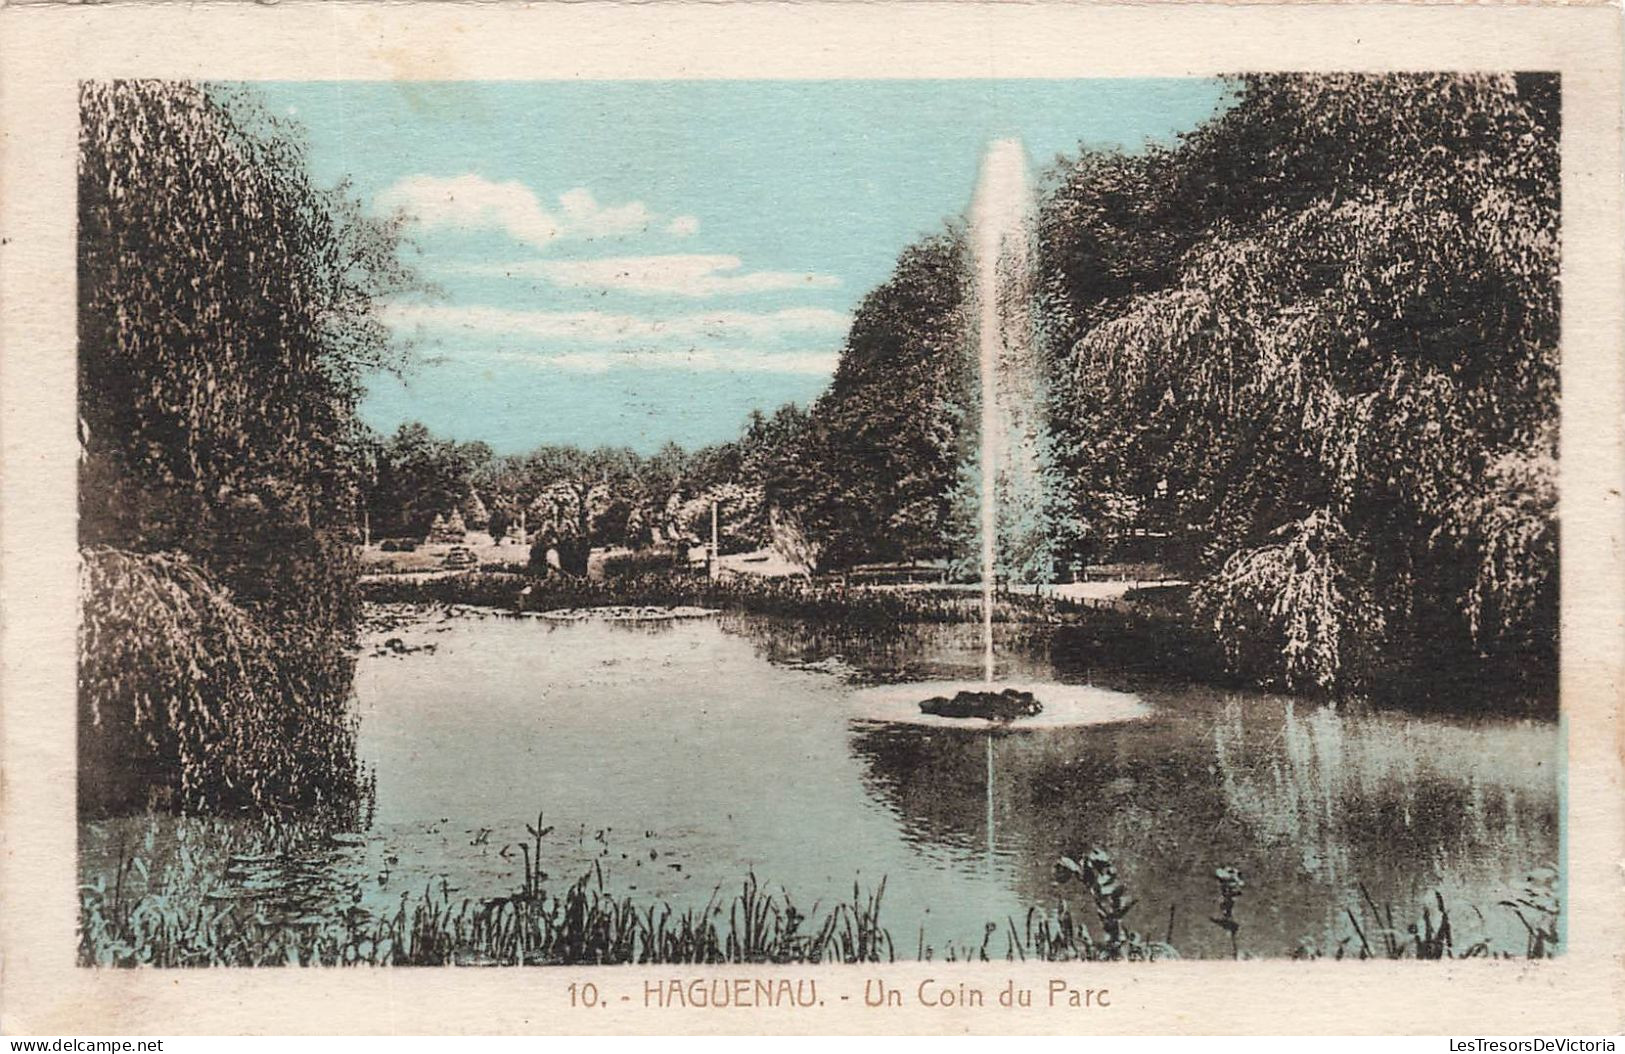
[
  {"left": 360, "top": 568, "right": 1080, "bottom": 624},
  {"left": 80, "top": 811, "right": 1559, "bottom": 967}
]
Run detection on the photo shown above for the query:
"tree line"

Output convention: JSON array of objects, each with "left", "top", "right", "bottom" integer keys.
[{"left": 358, "top": 406, "right": 811, "bottom": 573}]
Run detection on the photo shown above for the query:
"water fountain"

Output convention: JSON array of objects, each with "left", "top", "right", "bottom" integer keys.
[
  {"left": 973, "top": 137, "right": 1034, "bottom": 689},
  {"left": 836, "top": 139, "right": 1149, "bottom": 877},
  {"left": 917, "top": 138, "right": 1044, "bottom": 722},
  {"left": 851, "top": 138, "right": 1149, "bottom": 733}
]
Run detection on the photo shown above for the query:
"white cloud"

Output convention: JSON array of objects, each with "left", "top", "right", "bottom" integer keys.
[
  {"left": 666, "top": 215, "right": 701, "bottom": 237},
  {"left": 557, "top": 188, "right": 652, "bottom": 239},
  {"left": 373, "top": 175, "right": 654, "bottom": 247},
  {"left": 463, "top": 254, "right": 840, "bottom": 298},
  {"left": 383, "top": 302, "right": 850, "bottom": 343},
  {"left": 375, "top": 175, "right": 559, "bottom": 247},
  {"left": 532, "top": 348, "right": 838, "bottom": 375}
]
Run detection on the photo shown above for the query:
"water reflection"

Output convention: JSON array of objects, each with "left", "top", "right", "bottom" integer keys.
[
  {"left": 843, "top": 669, "right": 1556, "bottom": 956},
  {"left": 719, "top": 612, "right": 1060, "bottom": 687}
]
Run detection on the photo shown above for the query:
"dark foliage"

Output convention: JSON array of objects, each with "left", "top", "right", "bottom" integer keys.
[
  {"left": 77, "top": 81, "right": 409, "bottom": 814},
  {"left": 1043, "top": 73, "right": 1559, "bottom": 693},
  {"left": 775, "top": 235, "right": 976, "bottom": 569}
]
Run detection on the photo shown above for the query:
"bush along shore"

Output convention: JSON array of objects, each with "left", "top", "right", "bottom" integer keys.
[
  {"left": 79, "top": 811, "right": 1560, "bottom": 967},
  {"left": 360, "top": 567, "right": 1116, "bottom": 625}
]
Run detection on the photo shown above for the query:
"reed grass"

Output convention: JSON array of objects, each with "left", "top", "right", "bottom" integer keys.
[
  {"left": 78, "top": 815, "right": 1559, "bottom": 967},
  {"left": 79, "top": 810, "right": 895, "bottom": 967},
  {"left": 81, "top": 860, "right": 895, "bottom": 968}
]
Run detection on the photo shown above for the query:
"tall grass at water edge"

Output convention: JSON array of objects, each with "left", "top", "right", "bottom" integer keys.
[
  {"left": 80, "top": 810, "right": 1559, "bottom": 967},
  {"left": 80, "top": 812, "right": 892, "bottom": 967}
]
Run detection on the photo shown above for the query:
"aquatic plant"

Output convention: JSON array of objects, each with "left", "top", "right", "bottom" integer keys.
[
  {"left": 1210, "top": 866, "right": 1245, "bottom": 959},
  {"left": 1047, "top": 848, "right": 1175, "bottom": 961},
  {"left": 77, "top": 812, "right": 1561, "bottom": 967}
]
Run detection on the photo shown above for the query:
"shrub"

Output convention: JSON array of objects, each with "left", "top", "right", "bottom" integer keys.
[
  {"left": 79, "top": 548, "right": 361, "bottom": 815},
  {"left": 487, "top": 507, "right": 514, "bottom": 546}
]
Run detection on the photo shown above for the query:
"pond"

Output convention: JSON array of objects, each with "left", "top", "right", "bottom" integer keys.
[{"left": 331, "top": 605, "right": 1559, "bottom": 959}]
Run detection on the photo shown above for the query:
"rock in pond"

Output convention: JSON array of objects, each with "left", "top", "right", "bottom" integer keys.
[{"left": 919, "top": 687, "right": 1043, "bottom": 721}]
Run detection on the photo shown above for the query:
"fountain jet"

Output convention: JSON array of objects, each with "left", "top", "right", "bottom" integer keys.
[
  {"left": 969, "top": 138, "right": 1040, "bottom": 685},
  {"left": 862, "top": 139, "right": 1150, "bottom": 731}
]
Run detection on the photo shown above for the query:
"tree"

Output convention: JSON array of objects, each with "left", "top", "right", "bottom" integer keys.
[
  {"left": 365, "top": 423, "right": 493, "bottom": 538},
  {"left": 487, "top": 504, "right": 515, "bottom": 545},
  {"left": 514, "top": 446, "right": 647, "bottom": 573},
  {"left": 77, "top": 80, "right": 413, "bottom": 812},
  {"left": 1045, "top": 73, "right": 1558, "bottom": 692},
  {"left": 777, "top": 234, "right": 975, "bottom": 569},
  {"left": 675, "top": 482, "right": 767, "bottom": 555},
  {"left": 461, "top": 489, "right": 491, "bottom": 531}
]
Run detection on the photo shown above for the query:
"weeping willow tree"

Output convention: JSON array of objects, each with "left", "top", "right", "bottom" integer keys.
[
  {"left": 79, "top": 549, "right": 362, "bottom": 814},
  {"left": 78, "top": 81, "right": 413, "bottom": 814},
  {"left": 1043, "top": 73, "right": 1558, "bottom": 694}
]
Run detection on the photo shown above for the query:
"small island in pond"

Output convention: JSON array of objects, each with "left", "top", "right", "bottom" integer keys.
[{"left": 920, "top": 687, "right": 1042, "bottom": 722}]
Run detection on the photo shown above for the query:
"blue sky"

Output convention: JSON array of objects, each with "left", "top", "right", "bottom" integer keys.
[{"left": 256, "top": 80, "right": 1232, "bottom": 454}]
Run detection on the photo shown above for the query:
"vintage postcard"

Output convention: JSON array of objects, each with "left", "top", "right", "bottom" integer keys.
[{"left": 1, "top": 1, "right": 1621, "bottom": 1037}]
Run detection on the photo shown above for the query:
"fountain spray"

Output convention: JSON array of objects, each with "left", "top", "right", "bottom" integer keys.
[{"left": 970, "top": 138, "right": 1035, "bottom": 685}]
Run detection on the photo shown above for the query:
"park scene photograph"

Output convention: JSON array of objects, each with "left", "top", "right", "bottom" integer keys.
[{"left": 77, "top": 74, "right": 1561, "bottom": 966}]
